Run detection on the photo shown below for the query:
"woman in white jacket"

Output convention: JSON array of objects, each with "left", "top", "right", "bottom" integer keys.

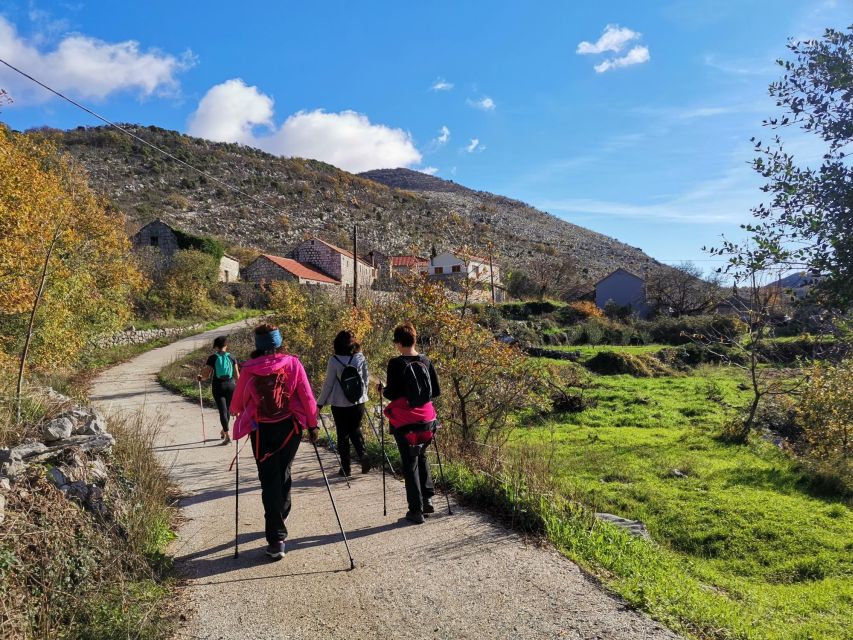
[{"left": 316, "top": 330, "right": 371, "bottom": 476}]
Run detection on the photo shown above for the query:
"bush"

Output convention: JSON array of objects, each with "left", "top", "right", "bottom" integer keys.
[
  {"left": 556, "top": 301, "right": 604, "bottom": 324},
  {"left": 584, "top": 351, "right": 676, "bottom": 377},
  {"left": 656, "top": 343, "right": 745, "bottom": 369},
  {"left": 498, "top": 301, "right": 559, "bottom": 320},
  {"left": 798, "top": 360, "right": 853, "bottom": 462},
  {"left": 639, "top": 315, "right": 747, "bottom": 345}
]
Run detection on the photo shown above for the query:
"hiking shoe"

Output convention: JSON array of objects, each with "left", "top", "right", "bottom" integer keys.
[
  {"left": 361, "top": 460, "right": 372, "bottom": 474},
  {"left": 265, "top": 541, "right": 285, "bottom": 561},
  {"left": 221, "top": 433, "right": 231, "bottom": 445},
  {"left": 422, "top": 499, "right": 435, "bottom": 515},
  {"left": 338, "top": 468, "right": 351, "bottom": 478},
  {"left": 405, "top": 510, "right": 425, "bottom": 525}
]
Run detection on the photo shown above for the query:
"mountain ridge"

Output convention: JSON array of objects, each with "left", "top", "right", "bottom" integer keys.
[{"left": 32, "top": 124, "right": 659, "bottom": 282}]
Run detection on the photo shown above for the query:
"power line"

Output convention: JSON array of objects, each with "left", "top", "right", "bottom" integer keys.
[{"left": 0, "top": 57, "right": 281, "bottom": 216}]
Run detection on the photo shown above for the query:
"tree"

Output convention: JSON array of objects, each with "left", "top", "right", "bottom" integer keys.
[
  {"left": 0, "top": 127, "right": 144, "bottom": 413},
  {"left": 646, "top": 262, "right": 723, "bottom": 317},
  {"left": 508, "top": 254, "right": 583, "bottom": 301},
  {"left": 710, "top": 27, "right": 853, "bottom": 309}
]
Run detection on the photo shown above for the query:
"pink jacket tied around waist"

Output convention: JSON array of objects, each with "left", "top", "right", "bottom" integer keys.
[
  {"left": 383, "top": 397, "right": 437, "bottom": 430},
  {"left": 229, "top": 353, "right": 318, "bottom": 441}
]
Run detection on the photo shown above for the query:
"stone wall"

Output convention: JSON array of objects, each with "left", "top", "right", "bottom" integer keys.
[
  {"left": 291, "top": 239, "right": 376, "bottom": 287},
  {"left": 94, "top": 323, "right": 205, "bottom": 349},
  {"left": 132, "top": 220, "right": 179, "bottom": 258},
  {"left": 244, "top": 257, "right": 297, "bottom": 284}
]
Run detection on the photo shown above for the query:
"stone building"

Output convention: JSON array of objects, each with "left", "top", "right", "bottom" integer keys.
[
  {"left": 290, "top": 237, "right": 376, "bottom": 287},
  {"left": 244, "top": 254, "right": 340, "bottom": 286},
  {"left": 366, "top": 251, "right": 428, "bottom": 281},
  {"left": 131, "top": 219, "right": 239, "bottom": 283}
]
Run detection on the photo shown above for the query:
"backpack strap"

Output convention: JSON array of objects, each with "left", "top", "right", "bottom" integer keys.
[{"left": 254, "top": 420, "right": 301, "bottom": 465}]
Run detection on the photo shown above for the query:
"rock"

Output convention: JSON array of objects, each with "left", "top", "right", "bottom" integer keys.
[
  {"left": 43, "top": 416, "right": 74, "bottom": 442},
  {"left": 595, "top": 512, "right": 652, "bottom": 540},
  {"left": 86, "top": 485, "right": 107, "bottom": 516},
  {"left": 669, "top": 469, "right": 688, "bottom": 479},
  {"left": 11, "top": 441, "right": 46, "bottom": 460},
  {"left": 88, "top": 460, "right": 109, "bottom": 485},
  {"left": 48, "top": 467, "right": 67, "bottom": 487},
  {"left": 62, "top": 480, "right": 90, "bottom": 503},
  {"left": 0, "top": 478, "right": 10, "bottom": 491},
  {"left": 0, "top": 458, "right": 25, "bottom": 479},
  {"left": 78, "top": 414, "right": 107, "bottom": 436},
  {"left": 25, "top": 434, "right": 115, "bottom": 463},
  {"left": 0, "top": 494, "right": 5, "bottom": 525}
]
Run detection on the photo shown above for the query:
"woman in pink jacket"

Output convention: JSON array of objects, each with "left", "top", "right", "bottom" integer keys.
[{"left": 230, "top": 323, "right": 319, "bottom": 560}]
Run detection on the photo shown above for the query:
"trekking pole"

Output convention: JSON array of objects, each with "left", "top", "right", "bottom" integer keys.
[
  {"left": 378, "top": 387, "right": 387, "bottom": 517},
  {"left": 366, "top": 410, "right": 396, "bottom": 476},
  {"left": 312, "top": 442, "right": 355, "bottom": 570},
  {"left": 319, "top": 413, "right": 351, "bottom": 488},
  {"left": 432, "top": 428, "right": 453, "bottom": 516},
  {"left": 197, "top": 379, "right": 207, "bottom": 446},
  {"left": 234, "top": 435, "right": 240, "bottom": 558}
]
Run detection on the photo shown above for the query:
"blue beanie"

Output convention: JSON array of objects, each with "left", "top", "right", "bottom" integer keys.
[{"left": 255, "top": 328, "right": 282, "bottom": 351}]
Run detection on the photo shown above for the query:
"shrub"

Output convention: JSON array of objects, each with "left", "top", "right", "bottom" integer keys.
[
  {"left": 798, "top": 360, "right": 853, "bottom": 461},
  {"left": 556, "top": 301, "right": 604, "bottom": 324},
  {"left": 584, "top": 351, "right": 676, "bottom": 377}
]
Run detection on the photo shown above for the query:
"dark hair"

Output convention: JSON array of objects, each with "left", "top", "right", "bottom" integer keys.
[
  {"left": 251, "top": 322, "right": 285, "bottom": 358},
  {"left": 213, "top": 335, "right": 228, "bottom": 350},
  {"left": 333, "top": 330, "right": 360, "bottom": 356},
  {"left": 393, "top": 322, "right": 417, "bottom": 348}
]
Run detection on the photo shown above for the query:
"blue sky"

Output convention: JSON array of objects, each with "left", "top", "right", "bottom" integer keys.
[{"left": 1, "top": 1, "right": 851, "bottom": 272}]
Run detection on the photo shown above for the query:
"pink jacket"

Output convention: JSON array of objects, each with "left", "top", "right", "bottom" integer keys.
[
  {"left": 383, "top": 397, "right": 437, "bottom": 430},
  {"left": 230, "top": 353, "right": 318, "bottom": 441}
]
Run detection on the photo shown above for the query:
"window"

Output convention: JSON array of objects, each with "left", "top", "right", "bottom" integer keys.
[
  {"left": 149, "top": 236, "right": 159, "bottom": 247},
  {"left": 434, "top": 267, "right": 444, "bottom": 275},
  {"left": 451, "top": 265, "right": 462, "bottom": 273}
]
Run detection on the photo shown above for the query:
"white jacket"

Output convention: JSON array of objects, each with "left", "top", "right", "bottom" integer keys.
[{"left": 316, "top": 352, "right": 369, "bottom": 407}]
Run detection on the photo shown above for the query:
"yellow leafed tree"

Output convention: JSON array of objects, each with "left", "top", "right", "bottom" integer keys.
[{"left": 0, "top": 126, "right": 145, "bottom": 409}]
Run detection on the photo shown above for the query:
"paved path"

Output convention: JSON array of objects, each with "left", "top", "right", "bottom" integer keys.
[{"left": 91, "top": 322, "right": 680, "bottom": 640}]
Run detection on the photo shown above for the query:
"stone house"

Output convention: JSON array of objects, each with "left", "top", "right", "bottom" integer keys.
[
  {"left": 131, "top": 219, "right": 239, "bottom": 283},
  {"left": 367, "top": 251, "right": 429, "bottom": 280},
  {"left": 244, "top": 254, "right": 340, "bottom": 286},
  {"left": 290, "top": 237, "right": 376, "bottom": 287},
  {"left": 595, "top": 268, "right": 650, "bottom": 317}
]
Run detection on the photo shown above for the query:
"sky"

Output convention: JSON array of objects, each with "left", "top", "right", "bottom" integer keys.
[{"left": 1, "top": 1, "right": 851, "bottom": 273}]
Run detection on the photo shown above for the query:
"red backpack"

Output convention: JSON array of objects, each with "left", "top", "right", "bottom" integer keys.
[{"left": 253, "top": 370, "right": 292, "bottom": 422}]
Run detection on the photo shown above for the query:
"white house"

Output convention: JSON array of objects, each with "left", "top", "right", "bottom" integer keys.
[
  {"left": 595, "top": 268, "right": 650, "bottom": 317},
  {"left": 422, "top": 251, "right": 500, "bottom": 286},
  {"left": 219, "top": 254, "right": 240, "bottom": 283}
]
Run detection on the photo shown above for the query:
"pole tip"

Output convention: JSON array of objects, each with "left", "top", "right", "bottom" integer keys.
[
  {"left": 233, "top": 551, "right": 239, "bottom": 559},
  {"left": 350, "top": 560, "right": 355, "bottom": 571}
]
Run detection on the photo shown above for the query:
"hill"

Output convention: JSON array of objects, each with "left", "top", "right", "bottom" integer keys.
[{"left": 37, "top": 125, "right": 657, "bottom": 281}]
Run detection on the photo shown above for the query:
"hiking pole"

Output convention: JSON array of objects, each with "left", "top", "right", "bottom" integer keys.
[
  {"left": 197, "top": 379, "right": 207, "bottom": 446},
  {"left": 366, "top": 411, "right": 397, "bottom": 476},
  {"left": 312, "top": 441, "right": 355, "bottom": 571},
  {"left": 319, "top": 413, "right": 351, "bottom": 488},
  {"left": 432, "top": 428, "right": 453, "bottom": 516},
  {"left": 234, "top": 435, "right": 240, "bottom": 558},
  {"left": 378, "top": 388, "right": 387, "bottom": 517}
]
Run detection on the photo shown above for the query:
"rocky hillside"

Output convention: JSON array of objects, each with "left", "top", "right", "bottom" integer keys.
[{"left": 38, "top": 125, "right": 657, "bottom": 281}]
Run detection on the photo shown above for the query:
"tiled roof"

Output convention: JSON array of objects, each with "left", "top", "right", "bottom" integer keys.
[
  {"left": 390, "top": 255, "right": 429, "bottom": 267},
  {"left": 262, "top": 255, "right": 339, "bottom": 284}
]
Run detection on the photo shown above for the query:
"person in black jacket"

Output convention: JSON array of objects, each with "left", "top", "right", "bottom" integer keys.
[{"left": 380, "top": 322, "right": 440, "bottom": 524}]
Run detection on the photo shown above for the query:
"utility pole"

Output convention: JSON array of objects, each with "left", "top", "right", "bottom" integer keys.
[
  {"left": 352, "top": 223, "right": 358, "bottom": 308},
  {"left": 488, "top": 241, "right": 496, "bottom": 305}
]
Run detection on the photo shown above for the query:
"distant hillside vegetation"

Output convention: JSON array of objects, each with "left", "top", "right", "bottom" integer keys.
[{"left": 35, "top": 125, "right": 657, "bottom": 281}]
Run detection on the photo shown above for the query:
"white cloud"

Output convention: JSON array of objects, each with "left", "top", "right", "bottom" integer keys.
[
  {"left": 467, "top": 96, "right": 495, "bottom": 111},
  {"left": 187, "top": 79, "right": 422, "bottom": 173},
  {"left": 431, "top": 77, "right": 453, "bottom": 91},
  {"left": 187, "top": 79, "right": 273, "bottom": 143},
  {"left": 466, "top": 138, "right": 484, "bottom": 153},
  {"left": 435, "top": 125, "right": 450, "bottom": 145},
  {"left": 0, "top": 16, "right": 193, "bottom": 104},
  {"left": 594, "top": 46, "right": 650, "bottom": 73},
  {"left": 577, "top": 24, "right": 640, "bottom": 54},
  {"left": 419, "top": 166, "right": 439, "bottom": 175}
]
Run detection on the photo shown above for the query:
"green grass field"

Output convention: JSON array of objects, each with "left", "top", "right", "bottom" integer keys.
[{"left": 514, "top": 363, "right": 853, "bottom": 639}]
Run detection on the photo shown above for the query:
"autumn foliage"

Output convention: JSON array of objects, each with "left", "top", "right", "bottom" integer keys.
[{"left": 0, "top": 126, "right": 144, "bottom": 375}]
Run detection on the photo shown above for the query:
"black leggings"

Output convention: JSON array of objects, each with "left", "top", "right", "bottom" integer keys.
[
  {"left": 330, "top": 404, "right": 366, "bottom": 474},
  {"left": 212, "top": 379, "right": 235, "bottom": 431},
  {"left": 394, "top": 435, "right": 435, "bottom": 513},
  {"left": 249, "top": 418, "right": 301, "bottom": 544}
]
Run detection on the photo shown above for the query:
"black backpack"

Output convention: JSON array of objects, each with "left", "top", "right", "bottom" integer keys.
[
  {"left": 335, "top": 356, "right": 364, "bottom": 404},
  {"left": 404, "top": 356, "right": 432, "bottom": 408}
]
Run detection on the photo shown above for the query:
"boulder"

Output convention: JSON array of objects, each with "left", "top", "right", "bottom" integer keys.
[
  {"left": 11, "top": 441, "right": 46, "bottom": 460},
  {"left": 88, "top": 460, "right": 109, "bottom": 485},
  {"left": 0, "top": 478, "right": 10, "bottom": 491},
  {"left": 78, "top": 413, "right": 108, "bottom": 436},
  {"left": 61, "top": 480, "right": 90, "bottom": 503},
  {"left": 43, "top": 416, "right": 74, "bottom": 442},
  {"left": 595, "top": 512, "right": 652, "bottom": 540},
  {"left": 48, "top": 467, "right": 67, "bottom": 487},
  {"left": 0, "top": 493, "right": 5, "bottom": 525}
]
